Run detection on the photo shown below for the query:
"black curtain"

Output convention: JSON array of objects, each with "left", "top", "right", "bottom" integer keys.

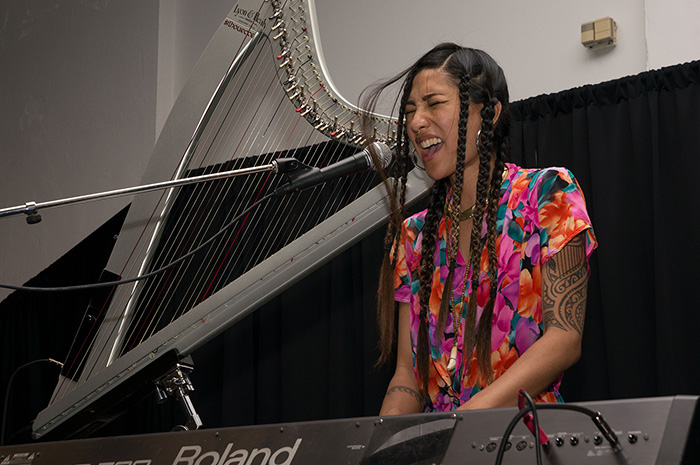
[
  {"left": 2, "top": 60, "right": 700, "bottom": 444},
  {"left": 509, "top": 60, "right": 700, "bottom": 402}
]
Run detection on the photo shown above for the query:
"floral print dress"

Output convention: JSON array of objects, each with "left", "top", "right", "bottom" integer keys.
[{"left": 393, "top": 163, "right": 597, "bottom": 411}]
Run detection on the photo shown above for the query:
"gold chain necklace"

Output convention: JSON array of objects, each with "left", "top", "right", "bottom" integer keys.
[
  {"left": 458, "top": 168, "right": 508, "bottom": 222},
  {"left": 459, "top": 204, "right": 475, "bottom": 221}
]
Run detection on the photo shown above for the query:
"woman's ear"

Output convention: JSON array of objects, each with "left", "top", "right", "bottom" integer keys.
[{"left": 493, "top": 101, "right": 502, "bottom": 126}]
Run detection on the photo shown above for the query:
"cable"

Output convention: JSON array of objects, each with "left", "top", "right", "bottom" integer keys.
[
  {"left": 1, "top": 358, "right": 64, "bottom": 446},
  {"left": 494, "top": 394, "right": 622, "bottom": 465},
  {"left": 0, "top": 192, "right": 275, "bottom": 293},
  {"left": 494, "top": 396, "right": 537, "bottom": 465},
  {"left": 537, "top": 403, "right": 620, "bottom": 450},
  {"left": 519, "top": 389, "right": 544, "bottom": 465}
]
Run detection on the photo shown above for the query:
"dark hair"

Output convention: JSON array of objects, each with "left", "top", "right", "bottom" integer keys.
[{"left": 362, "top": 43, "right": 511, "bottom": 402}]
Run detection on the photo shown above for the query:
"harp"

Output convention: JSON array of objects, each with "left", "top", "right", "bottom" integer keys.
[{"left": 32, "top": 0, "right": 430, "bottom": 439}]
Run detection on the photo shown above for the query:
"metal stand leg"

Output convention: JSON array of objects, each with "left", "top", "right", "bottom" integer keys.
[{"left": 154, "top": 356, "right": 203, "bottom": 431}]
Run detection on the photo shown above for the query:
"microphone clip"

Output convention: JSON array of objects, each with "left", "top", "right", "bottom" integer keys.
[{"left": 273, "top": 158, "right": 322, "bottom": 196}]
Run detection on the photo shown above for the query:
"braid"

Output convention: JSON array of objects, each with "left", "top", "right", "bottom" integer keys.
[
  {"left": 462, "top": 136, "right": 491, "bottom": 366},
  {"left": 398, "top": 127, "right": 410, "bottom": 218},
  {"left": 481, "top": 98, "right": 510, "bottom": 380},
  {"left": 376, "top": 189, "right": 399, "bottom": 365},
  {"left": 434, "top": 75, "right": 470, "bottom": 342},
  {"left": 467, "top": 97, "right": 502, "bottom": 383},
  {"left": 396, "top": 71, "right": 418, "bottom": 219},
  {"left": 375, "top": 73, "right": 416, "bottom": 365},
  {"left": 416, "top": 178, "right": 448, "bottom": 399},
  {"left": 461, "top": 92, "right": 499, "bottom": 383}
]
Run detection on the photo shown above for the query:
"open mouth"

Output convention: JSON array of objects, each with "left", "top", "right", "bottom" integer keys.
[{"left": 419, "top": 137, "right": 443, "bottom": 161}]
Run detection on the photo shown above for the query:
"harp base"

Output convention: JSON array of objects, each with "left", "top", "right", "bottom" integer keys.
[
  {"left": 32, "top": 350, "right": 181, "bottom": 441},
  {"left": 154, "top": 356, "right": 202, "bottom": 432}
]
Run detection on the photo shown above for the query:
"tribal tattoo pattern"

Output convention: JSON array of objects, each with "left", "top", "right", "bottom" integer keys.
[{"left": 542, "top": 234, "right": 587, "bottom": 334}]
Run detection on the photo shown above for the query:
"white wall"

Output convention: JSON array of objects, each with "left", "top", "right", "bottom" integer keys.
[
  {"left": 0, "top": 0, "right": 159, "bottom": 301},
  {"left": 156, "top": 0, "right": 235, "bottom": 137},
  {"left": 314, "top": 0, "right": 648, "bottom": 105},
  {"left": 313, "top": 0, "right": 697, "bottom": 107},
  {"left": 1, "top": 0, "right": 698, "bottom": 301},
  {"left": 645, "top": 0, "right": 700, "bottom": 70}
]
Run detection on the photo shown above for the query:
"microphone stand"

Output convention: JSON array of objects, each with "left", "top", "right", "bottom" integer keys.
[{"left": 0, "top": 158, "right": 301, "bottom": 224}]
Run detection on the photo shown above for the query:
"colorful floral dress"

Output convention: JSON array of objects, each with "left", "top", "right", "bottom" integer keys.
[{"left": 393, "top": 163, "right": 597, "bottom": 411}]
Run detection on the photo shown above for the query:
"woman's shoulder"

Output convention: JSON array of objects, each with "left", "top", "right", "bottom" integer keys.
[
  {"left": 505, "top": 163, "right": 582, "bottom": 198},
  {"left": 403, "top": 208, "right": 428, "bottom": 229},
  {"left": 398, "top": 209, "right": 429, "bottom": 250},
  {"left": 506, "top": 163, "right": 576, "bottom": 184}
]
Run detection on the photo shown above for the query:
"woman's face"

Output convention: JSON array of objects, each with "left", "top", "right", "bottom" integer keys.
[{"left": 405, "top": 68, "right": 482, "bottom": 181}]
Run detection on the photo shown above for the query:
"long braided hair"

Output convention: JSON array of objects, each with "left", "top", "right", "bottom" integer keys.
[{"left": 362, "top": 44, "right": 511, "bottom": 401}]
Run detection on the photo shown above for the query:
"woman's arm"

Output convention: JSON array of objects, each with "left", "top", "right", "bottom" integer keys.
[
  {"left": 458, "top": 232, "right": 589, "bottom": 410},
  {"left": 379, "top": 302, "right": 424, "bottom": 415}
]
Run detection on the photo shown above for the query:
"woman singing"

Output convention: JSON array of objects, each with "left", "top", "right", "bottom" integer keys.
[{"left": 363, "top": 43, "right": 597, "bottom": 414}]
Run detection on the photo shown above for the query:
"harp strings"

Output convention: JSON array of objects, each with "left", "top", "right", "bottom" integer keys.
[
  {"left": 51, "top": 9, "right": 276, "bottom": 401},
  {"left": 118, "top": 37, "right": 295, "bottom": 353},
  {"left": 55, "top": 2, "right": 381, "bottom": 402},
  {"left": 118, "top": 35, "right": 361, "bottom": 358}
]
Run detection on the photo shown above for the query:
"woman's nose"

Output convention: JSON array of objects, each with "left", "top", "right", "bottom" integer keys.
[{"left": 409, "top": 110, "right": 428, "bottom": 135}]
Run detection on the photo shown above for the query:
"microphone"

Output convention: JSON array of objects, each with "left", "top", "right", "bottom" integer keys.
[{"left": 274, "top": 141, "right": 392, "bottom": 195}]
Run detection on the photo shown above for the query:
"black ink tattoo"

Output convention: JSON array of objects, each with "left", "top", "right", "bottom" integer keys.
[
  {"left": 386, "top": 385, "right": 423, "bottom": 404},
  {"left": 542, "top": 234, "right": 587, "bottom": 335}
]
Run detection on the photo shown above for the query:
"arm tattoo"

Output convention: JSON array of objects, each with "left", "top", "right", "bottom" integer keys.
[
  {"left": 386, "top": 385, "right": 423, "bottom": 404},
  {"left": 542, "top": 234, "right": 587, "bottom": 335}
]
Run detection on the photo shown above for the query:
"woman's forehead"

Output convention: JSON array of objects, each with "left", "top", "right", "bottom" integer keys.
[{"left": 409, "top": 69, "right": 458, "bottom": 100}]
